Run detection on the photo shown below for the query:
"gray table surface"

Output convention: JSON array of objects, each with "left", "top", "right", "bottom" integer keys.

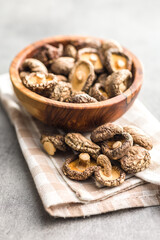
[{"left": 1, "top": 0, "right": 160, "bottom": 239}]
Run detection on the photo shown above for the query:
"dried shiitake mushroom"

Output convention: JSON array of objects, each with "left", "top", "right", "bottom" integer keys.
[
  {"left": 97, "top": 73, "right": 109, "bottom": 85},
  {"left": 49, "top": 81, "right": 72, "bottom": 102},
  {"left": 20, "top": 58, "right": 48, "bottom": 75},
  {"left": 91, "top": 123, "right": 123, "bottom": 143},
  {"left": 41, "top": 134, "right": 68, "bottom": 156},
  {"left": 69, "top": 60, "right": 96, "bottom": 93},
  {"left": 51, "top": 57, "right": 75, "bottom": 76},
  {"left": 33, "top": 44, "right": 63, "bottom": 66},
  {"left": 101, "top": 132, "right": 133, "bottom": 160},
  {"left": 120, "top": 145, "right": 151, "bottom": 174},
  {"left": 78, "top": 48, "right": 104, "bottom": 73},
  {"left": 123, "top": 125, "right": 153, "bottom": 150},
  {"left": 104, "top": 48, "right": 132, "bottom": 73},
  {"left": 105, "top": 69, "right": 132, "bottom": 98},
  {"left": 102, "top": 39, "right": 123, "bottom": 52},
  {"left": 95, "top": 154, "right": 125, "bottom": 187},
  {"left": 62, "top": 153, "right": 97, "bottom": 180},
  {"left": 71, "top": 38, "right": 101, "bottom": 50},
  {"left": 64, "top": 44, "right": 77, "bottom": 59},
  {"left": 69, "top": 93, "right": 97, "bottom": 103},
  {"left": 65, "top": 133, "right": 101, "bottom": 160},
  {"left": 22, "top": 72, "right": 57, "bottom": 96},
  {"left": 89, "top": 83, "right": 108, "bottom": 101}
]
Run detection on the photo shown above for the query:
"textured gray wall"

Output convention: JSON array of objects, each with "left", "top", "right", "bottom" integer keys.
[{"left": 0, "top": 0, "right": 160, "bottom": 239}]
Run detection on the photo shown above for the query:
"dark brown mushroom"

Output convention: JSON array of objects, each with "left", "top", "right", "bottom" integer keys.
[
  {"left": 69, "top": 93, "right": 97, "bottom": 103},
  {"left": 49, "top": 81, "right": 72, "bottom": 102},
  {"left": 102, "top": 39, "right": 123, "bottom": 52},
  {"left": 120, "top": 146, "right": 151, "bottom": 174},
  {"left": 89, "top": 83, "right": 109, "bottom": 101},
  {"left": 65, "top": 133, "right": 101, "bottom": 160},
  {"left": 95, "top": 154, "right": 125, "bottom": 187},
  {"left": 71, "top": 38, "right": 101, "bottom": 49},
  {"left": 62, "top": 153, "right": 97, "bottom": 180},
  {"left": 33, "top": 44, "right": 63, "bottom": 66},
  {"left": 105, "top": 69, "right": 132, "bottom": 98},
  {"left": 91, "top": 123, "right": 123, "bottom": 143},
  {"left": 51, "top": 57, "right": 75, "bottom": 76},
  {"left": 101, "top": 132, "right": 133, "bottom": 160},
  {"left": 20, "top": 58, "right": 48, "bottom": 75}
]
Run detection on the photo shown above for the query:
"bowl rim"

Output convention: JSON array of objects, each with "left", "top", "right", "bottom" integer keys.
[{"left": 9, "top": 35, "right": 143, "bottom": 110}]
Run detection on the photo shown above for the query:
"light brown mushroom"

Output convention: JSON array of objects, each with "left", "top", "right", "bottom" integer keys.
[
  {"left": 69, "top": 60, "right": 96, "bottom": 93},
  {"left": 104, "top": 48, "right": 132, "bottom": 74},
  {"left": 78, "top": 47, "right": 104, "bottom": 73},
  {"left": 95, "top": 154, "right": 126, "bottom": 187}
]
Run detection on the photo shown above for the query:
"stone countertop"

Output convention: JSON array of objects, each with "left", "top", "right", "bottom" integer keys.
[{"left": 0, "top": 0, "right": 160, "bottom": 239}]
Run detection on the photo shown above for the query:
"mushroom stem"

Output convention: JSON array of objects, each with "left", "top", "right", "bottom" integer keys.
[
  {"left": 78, "top": 153, "right": 90, "bottom": 168},
  {"left": 97, "top": 154, "right": 112, "bottom": 177}
]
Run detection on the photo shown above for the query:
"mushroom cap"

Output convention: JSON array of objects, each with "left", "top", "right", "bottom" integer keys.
[
  {"left": 62, "top": 155, "right": 97, "bottom": 180},
  {"left": 105, "top": 69, "right": 132, "bottom": 98},
  {"left": 22, "top": 72, "right": 57, "bottom": 96},
  {"left": 89, "top": 83, "right": 108, "bottom": 101},
  {"left": 49, "top": 81, "right": 72, "bottom": 102},
  {"left": 101, "top": 132, "right": 133, "bottom": 160},
  {"left": 41, "top": 134, "right": 69, "bottom": 152},
  {"left": 97, "top": 73, "right": 109, "bottom": 85},
  {"left": 77, "top": 47, "right": 104, "bottom": 73},
  {"left": 71, "top": 38, "right": 101, "bottom": 50},
  {"left": 102, "top": 39, "right": 123, "bottom": 52},
  {"left": 104, "top": 48, "right": 132, "bottom": 74},
  {"left": 91, "top": 123, "right": 123, "bottom": 143},
  {"left": 65, "top": 133, "right": 100, "bottom": 159},
  {"left": 69, "top": 93, "right": 97, "bottom": 103},
  {"left": 21, "top": 58, "right": 48, "bottom": 74},
  {"left": 120, "top": 145, "right": 151, "bottom": 174},
  {"left": 69, "top": 60, "right": 96, "bottom": 93},
  {"left": 95, "top": 165, "right": 125, "bottom": 187},
  {"left": 64, "top": 44, "right": 77, "bottom": 59},
  {"left": 123, "top": 125, "right": 153, "bottom": 150},
  {"left": 33, "top": 43, "right": 63, "bottom": 66},
  {"left": 51, "top": 57, "right": 75, "bottom": 76}
]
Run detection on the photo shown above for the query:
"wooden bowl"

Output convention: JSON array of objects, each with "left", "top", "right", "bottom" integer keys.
[{"left": 9, "top": 36, "right": 143, "bottom": 132}]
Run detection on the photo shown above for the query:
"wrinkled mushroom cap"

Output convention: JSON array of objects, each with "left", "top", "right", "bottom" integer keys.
[
  {"left": 69, "top": 60, "right": 95, "bottom": 92},
  {"left": 105, "top": 69, "right": 132, "bottom": 98},
  {"left": 65, "top": 133, "right": 100, "bottom": 159},
  {"left": 89, "top": 83, "right": 109, "bottom": 101},
  {"left": 102, "top": 39, "right": 123, "bottom": 52},
  {"left": 123, "top": 125, "right": 153, "bottom": 150},
  {"left": 21, "top": 58, "right": 48, "bottom": 74},
  {"left": 64, "top": 44, "right": 77, "bottom": 59},
  {"left": 104, "top": 49, "right": 132, "bottom": 74},
  {"left": 91, "top": 123, "right": 123, "bottom": 143},
  {"left": 71, "top": 38, "right": 101, "bottom": 50},
  {"left": 49, "top": 81, "right": 72, "bottom": 102},
  {"left": 22, "top": 72, "right": 57, "bottom": 96},
  {"left": 51, "top": 57, "right": 75, "bottom": 76},
  {"left": 62, "top": 154, "right": 97, "bottom": 180},
  {"left": 33, "top": 43, "right": 63, "bottom": 66},
  {"left": 78, "top": 47, "right": 104, "bottom": 73},
  {"left": 69, "top": 93, "right": 97, "bottom": 103},
  {"left": 101, "top": 132, "right": 133, "bottom": 160},
  {"left": 120, "top": 145, "right": 151, "bottom": 174},
  {"left": 95, "top": 154, "right": 125, "bottom": 187}
]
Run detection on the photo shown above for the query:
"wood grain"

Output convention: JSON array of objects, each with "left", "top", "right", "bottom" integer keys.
[{"left": 9, "top": 36, "right": 143, "bottom": 132}]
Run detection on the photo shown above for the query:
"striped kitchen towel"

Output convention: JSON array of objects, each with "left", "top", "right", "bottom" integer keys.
[{"left": 0, "top": 73, "right": 160, "bottom": 218}]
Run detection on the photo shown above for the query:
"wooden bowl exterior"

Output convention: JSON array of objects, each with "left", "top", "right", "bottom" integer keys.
[{"left": 9, "top": 36, "right": 143, "bottom": 132}]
